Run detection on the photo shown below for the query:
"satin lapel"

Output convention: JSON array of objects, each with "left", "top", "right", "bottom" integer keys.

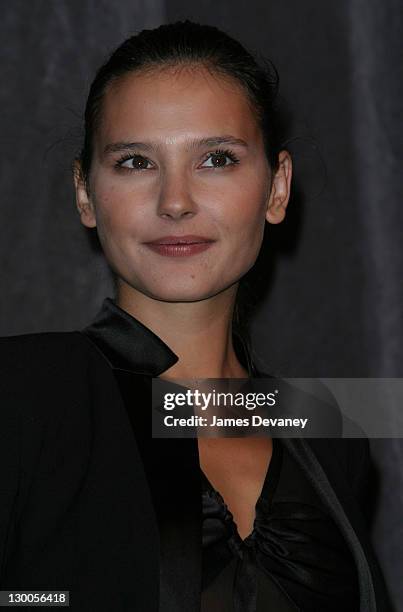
[
  {"left": 122, "top": 374, "right": 202, "bottom": 612},
  {"left": 281, "top": 437, "right": 376, "bottom": 612},
  {"left": 80, "top": 328, "right": 202, "bottom": 611}
]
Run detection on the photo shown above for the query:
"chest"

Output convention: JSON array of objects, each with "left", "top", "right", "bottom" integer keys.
[{"left": 197, "top": 436, "right": 273, "bottom": 540}]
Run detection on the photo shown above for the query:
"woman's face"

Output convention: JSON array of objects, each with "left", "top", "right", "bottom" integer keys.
[{"left": 75, "top": 65, "right": 291, "bottom": 303}]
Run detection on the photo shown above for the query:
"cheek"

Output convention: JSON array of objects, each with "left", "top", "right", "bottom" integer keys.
[
  {"left": 218, "top": 178, "right": 267, "bottom": 249},
  {"left": 92, "top": 182, "right": 143, "bottom": 241}
]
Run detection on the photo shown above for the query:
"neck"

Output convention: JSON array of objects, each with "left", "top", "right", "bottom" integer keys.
[{"left": 116, "top": 279, "right": 249, "bottom": 380}]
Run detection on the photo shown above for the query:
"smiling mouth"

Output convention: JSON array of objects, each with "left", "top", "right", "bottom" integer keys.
[{"left": 144, "top": 241, "right": 215, "bottom": 257}]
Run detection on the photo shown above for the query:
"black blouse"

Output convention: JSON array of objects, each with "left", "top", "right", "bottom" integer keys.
[{"left": 200, "top": 436, "right": 359, "bottom": 611}]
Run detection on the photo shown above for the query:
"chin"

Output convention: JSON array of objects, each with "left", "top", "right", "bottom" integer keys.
[
  {"left": 146, "top": 289, "right": 215, "bottom": 303},
  {"left": 140, "top": 281, "right": 225, "bottom": 303}
]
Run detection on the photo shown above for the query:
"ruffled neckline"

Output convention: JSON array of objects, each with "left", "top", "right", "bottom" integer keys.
[
  {"left": 200, "top": 436, "right": 360, "bottom": 612},
  {"left": 200, "top": 437, "right": 283, "bottom": 547}
]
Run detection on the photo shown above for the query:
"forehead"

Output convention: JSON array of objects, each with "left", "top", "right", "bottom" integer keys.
[{"left": 96, "top": 65, "right": 261, "bottom": 147}]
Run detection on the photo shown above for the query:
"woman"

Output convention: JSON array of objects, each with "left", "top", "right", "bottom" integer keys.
[{"left": 0, "top": 20, "right": 392, "bottom": 612}]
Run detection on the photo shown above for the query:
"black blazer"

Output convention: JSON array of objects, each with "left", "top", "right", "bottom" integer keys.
[{"left": 0, "top": 298, "right": 393, "bottom": 611}]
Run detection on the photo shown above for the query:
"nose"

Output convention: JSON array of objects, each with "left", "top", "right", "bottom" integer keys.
[{"left": 157, "top": 169, "right": 197, "bottom": 220}]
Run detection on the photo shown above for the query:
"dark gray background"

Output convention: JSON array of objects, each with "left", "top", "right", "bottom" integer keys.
[{"left": 1, "top": 1, "right": 402, "bottom": 609}]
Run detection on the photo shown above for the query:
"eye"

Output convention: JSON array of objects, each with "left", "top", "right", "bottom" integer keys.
[
  {"left": 114, "top": 153, "right": 153, "bottom": 171},
  {"left": 200, "top": 148, "right": 240, "bottom": 169}
]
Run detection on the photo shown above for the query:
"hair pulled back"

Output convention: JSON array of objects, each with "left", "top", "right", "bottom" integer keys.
[{"left": 77, "top": 20, "right": 281, "bottom": 190}]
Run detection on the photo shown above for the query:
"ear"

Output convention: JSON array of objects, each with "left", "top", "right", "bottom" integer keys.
[
  {"left": 73, "top": 160, "right": 97, "bottom": 228},
  {"left": 265, "top": 150, "right": 292, "bottom": 224}
]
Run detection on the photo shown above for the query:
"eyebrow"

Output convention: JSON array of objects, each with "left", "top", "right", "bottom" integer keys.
[{"left": 102, "top": 135, "right": 249, "bottom": 156}]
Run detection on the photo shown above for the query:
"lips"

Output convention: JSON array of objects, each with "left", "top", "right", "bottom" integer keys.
[{"left": 144, "top": 237, "right": 215, "bottom": 257}]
